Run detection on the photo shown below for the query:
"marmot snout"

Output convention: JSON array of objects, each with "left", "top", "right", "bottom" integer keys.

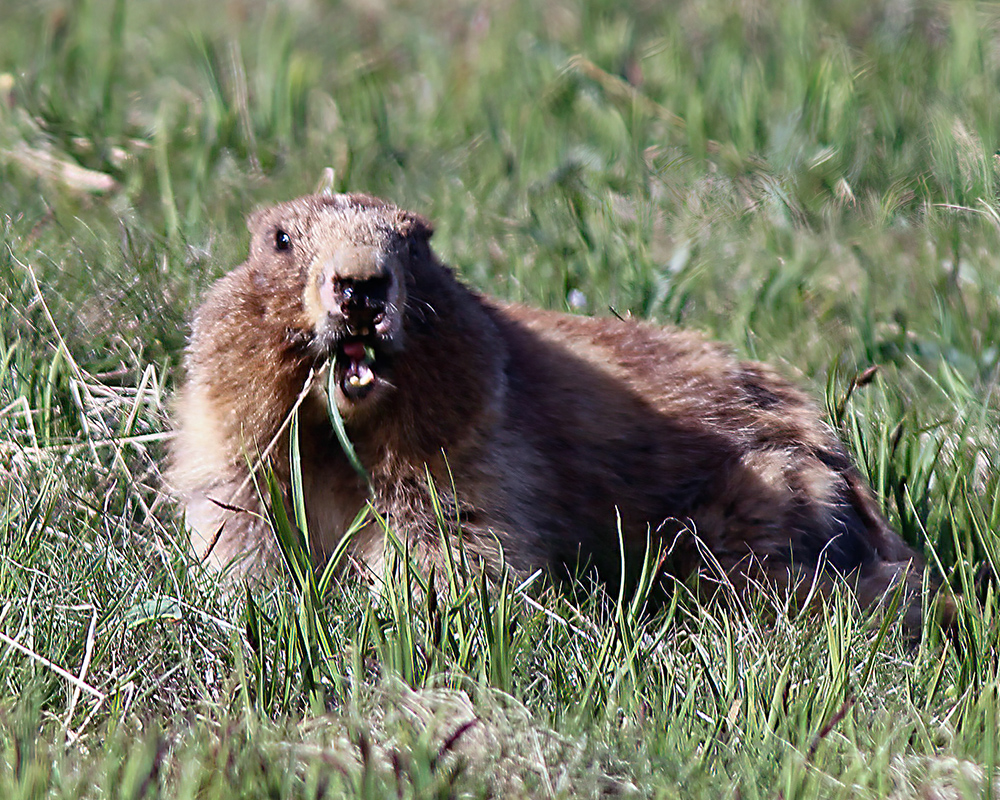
[{"left": 170, "top": 191, "right": 944, "bottom": 630}]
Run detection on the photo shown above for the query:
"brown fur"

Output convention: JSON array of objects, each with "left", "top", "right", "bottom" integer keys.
[{"left": 170, "top": 192, "right": 941, "bottom": 628}]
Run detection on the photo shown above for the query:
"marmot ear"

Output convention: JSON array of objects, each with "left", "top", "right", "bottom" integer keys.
[{"left": 399, "top": 211, "right": 434, "bottom": 242}]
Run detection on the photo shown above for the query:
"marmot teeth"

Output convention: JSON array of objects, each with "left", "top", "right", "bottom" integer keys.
[{"left": 347, "top": 368, "right": 374, "bottom": 388}]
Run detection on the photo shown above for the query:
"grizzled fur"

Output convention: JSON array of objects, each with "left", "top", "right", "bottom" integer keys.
[{"left": 170, "top": 192, "right": 938, "bottom": 628}]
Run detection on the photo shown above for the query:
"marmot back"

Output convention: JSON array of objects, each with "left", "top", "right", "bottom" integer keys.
[{"left": 170, "top": 191, "right": 941, "bottom": 630}]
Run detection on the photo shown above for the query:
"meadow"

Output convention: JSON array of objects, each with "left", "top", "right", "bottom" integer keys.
[{"left": 1, "top": 0, "right": 1000, "bottom": 796}]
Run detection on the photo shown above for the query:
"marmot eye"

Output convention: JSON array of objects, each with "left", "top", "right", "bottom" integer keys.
[{"left": 274, "top": 229, "right": 291, "bottom": 251}]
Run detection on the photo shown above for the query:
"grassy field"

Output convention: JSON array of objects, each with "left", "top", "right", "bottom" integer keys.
[{"left": 2, "top": 0, "right": 1000, "bottom": 796}]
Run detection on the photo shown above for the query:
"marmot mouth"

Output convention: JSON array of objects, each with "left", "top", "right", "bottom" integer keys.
[{"left": 335, "top": 339, "right": 380, "bottom": 401}]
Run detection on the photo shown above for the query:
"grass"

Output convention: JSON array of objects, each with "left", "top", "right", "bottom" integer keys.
[{"left": 2, "top": 0, "right": 1000, "bottom": 795}]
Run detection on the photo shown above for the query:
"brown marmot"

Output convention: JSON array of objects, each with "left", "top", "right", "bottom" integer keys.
[{"left": 170, "top": 191, "right": 937, "bottom": 627}]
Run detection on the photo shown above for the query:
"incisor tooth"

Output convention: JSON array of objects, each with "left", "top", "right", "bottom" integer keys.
[{"left": 359, "top": 370, "right": 374, "bottom": 386}]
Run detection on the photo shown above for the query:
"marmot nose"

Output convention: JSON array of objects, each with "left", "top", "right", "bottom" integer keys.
[{"left": 335, "top": 276, "right": 389, "bottom": 331}]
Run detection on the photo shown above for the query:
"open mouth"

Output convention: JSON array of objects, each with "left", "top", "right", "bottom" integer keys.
[{"left": 335, "top": 339, "right": 379, "bottom": 401}]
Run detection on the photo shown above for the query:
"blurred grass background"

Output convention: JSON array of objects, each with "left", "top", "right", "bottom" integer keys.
[{"left": 2, "top": 0, "right": 1000, "bottom": 797}]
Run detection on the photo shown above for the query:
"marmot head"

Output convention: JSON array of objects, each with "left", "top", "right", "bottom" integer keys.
[{"left": 246, "top": 192, "right": 433, "bottom": 413}]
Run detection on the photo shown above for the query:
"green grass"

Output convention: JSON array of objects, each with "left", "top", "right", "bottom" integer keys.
[{"left": 2, "top": 0, "right": 1000, "bottom": 796}]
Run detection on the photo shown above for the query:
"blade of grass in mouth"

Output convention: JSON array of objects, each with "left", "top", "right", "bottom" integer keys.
[{"left": 326, "top": 362, "right": 374, "bottom": 492}]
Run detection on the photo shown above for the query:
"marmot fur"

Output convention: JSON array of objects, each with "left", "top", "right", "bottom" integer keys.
[{"left": 170, "top": 192, "right": 936, "bottom": 627}]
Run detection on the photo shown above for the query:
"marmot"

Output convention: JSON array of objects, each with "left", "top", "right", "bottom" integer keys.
[{"left": 170, "top": 192, "right": 938, "bottom": 628}]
